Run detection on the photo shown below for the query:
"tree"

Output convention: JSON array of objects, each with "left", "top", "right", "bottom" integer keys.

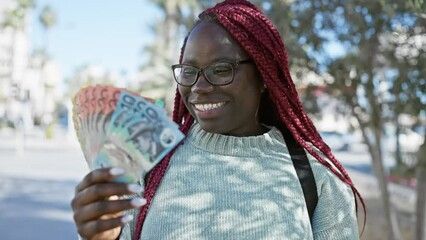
[
  {"left": 2, "top": 0, "right": 36, "bottom": 29},
  {"left": 406, "top": 0, "right": 426, "bottom": 19},
  {"left": 37, "top": 4, "right": 57, "bottom": 115},
  {"left": 1, "top": 0, "right": 36, "bottom": 123},
  {"left": 388, "top": 21, "right": 426, "bottom": 240},
  {"left": 384, "top": 5, "right": 426, "bottom": 239},
  {"left": 38, "top": 5, "right": 56, "bottom": 61},
  {"left": 200, "top": 0, "right": 424, "bottom": 239},
  {"left": 140, "top": 0, "right": 203, "bottom": 111},
  {"left": 417, "top": 139, "right": 426, "bottom": 240},
  {"left": 1, "top": 0, "right": 37, "bottom": 67}
]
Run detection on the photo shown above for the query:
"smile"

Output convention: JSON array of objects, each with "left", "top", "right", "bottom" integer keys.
[{"left": 193, "top": 102, "right": 225, "bottom": 112}]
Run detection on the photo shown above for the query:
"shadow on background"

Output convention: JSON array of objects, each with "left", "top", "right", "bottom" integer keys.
[{"left": 0, "top": 176, "right": 79, "bottom": 240}]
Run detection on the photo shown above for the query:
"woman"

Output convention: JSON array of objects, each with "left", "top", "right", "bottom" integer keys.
[{"left": 71, "top": 1, "right": 364, "bottom": 239}]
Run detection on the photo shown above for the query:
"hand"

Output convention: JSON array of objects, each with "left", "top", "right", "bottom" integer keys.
[{"left": 71, "top": 167, "right": 146, "bottom": 240}]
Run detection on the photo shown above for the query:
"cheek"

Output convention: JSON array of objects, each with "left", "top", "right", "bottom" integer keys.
[
  {"left": 178, "top": 86, "right": 189, "bottom": 103},
  {"left": 227, "top": 85, "right": 261, "bottom": 116},
  {"left": 233, "top": 74, "right": 263, "bottom": 100},
  {"left": 177, "top": 86, "right": 193, "bottom": 112},
  {"left": 235, "top": 81, "right": 263, "bottom": 112},
  {"left": 235, "top": 67, "right": 263, "bottom": 91},
  {"left": 177, "top": 85, "right": 187, "bottom": 96}
]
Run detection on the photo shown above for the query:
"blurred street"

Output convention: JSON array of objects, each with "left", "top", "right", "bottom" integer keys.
[
  {"left": 0, "top": 127, "right": 417, "bottom": 240},
  {"left": 0, "top": 127, "right": 87, "bottom": 240}
]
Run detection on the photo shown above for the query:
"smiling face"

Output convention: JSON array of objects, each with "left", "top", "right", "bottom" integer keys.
[{"left": 178, "top": 22, "right": 265, "bottom": 136}]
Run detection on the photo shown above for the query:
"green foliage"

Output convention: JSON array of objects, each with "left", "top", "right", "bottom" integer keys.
[
  {"left": 17, "top": 0, "right": 36, "bottom": 9},
  {"left": 147, "top": 0, "right": 424, "bottom": 129},
  {"left": 1, "top": 0, "right": 36, "bottom": 30},
  {"left": 39, "top": 5, "right": 57, "bottom": 29},
  {"left": 245, "top": 2, "right": 424, "bottom": 237},
  {"left": 405, "top": 0, "right": 426, "bottom": 16},
  {"left": 256, "top": 0, "right": 424, "bottom": 130}
]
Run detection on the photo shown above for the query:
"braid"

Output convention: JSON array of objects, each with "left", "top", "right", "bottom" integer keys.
[
  {"left": 133, "top": 87, "right": 194, "bottom": 239},
  {"left": 134, "top": 0, "right": 365, "bottom": 238},
  {"left": 208, "top": 0, "right": 366, "bottom": 226}
]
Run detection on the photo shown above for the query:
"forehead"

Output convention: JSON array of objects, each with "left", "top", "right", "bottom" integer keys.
[{"left": 182, "top": 22, "right": 248, "bottom": 65}]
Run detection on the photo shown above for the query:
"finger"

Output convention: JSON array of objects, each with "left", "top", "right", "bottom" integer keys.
[
  {"left": 74, "top": 197, "right": 147, "bottom": 223},
  {"left": 75, "top": 167, "right": 125, "bottom": 194},
  {"left": 78, "top": 214, "right": 134, "bottom": 239},
  {"left": 71, "top": 182, "right": 144, "bottom": 209}
]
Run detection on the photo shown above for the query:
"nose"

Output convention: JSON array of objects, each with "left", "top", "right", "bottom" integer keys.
[{"left": 191, "top": 71, "right": 214, "bottom": 94}]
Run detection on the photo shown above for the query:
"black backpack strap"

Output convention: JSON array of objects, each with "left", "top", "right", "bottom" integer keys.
[{"left": 282, "top": 129, "right": 318, "bottom": 222}]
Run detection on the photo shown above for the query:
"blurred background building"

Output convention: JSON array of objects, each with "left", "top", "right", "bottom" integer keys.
[{"left": 0, "top": 0, "right": 61, "bottom": 132}]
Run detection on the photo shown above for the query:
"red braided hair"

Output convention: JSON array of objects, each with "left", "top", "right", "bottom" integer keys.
[{"left": 134, "top": 1, "right": 365, "bottom": 239}]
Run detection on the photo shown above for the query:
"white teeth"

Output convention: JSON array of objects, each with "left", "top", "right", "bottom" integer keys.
[{"left": 194, "top": 102, "right": 225, "bottom": 111}]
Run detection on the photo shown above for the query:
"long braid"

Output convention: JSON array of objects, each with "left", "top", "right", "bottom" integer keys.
[
  {"left": 134, "top": 97, "right": 193, "bottom": 238},
  {"left": 133, "top": 90, "right": 194, "bottom": 240},
  {"left": 206, "top": 0, "right": 366, "bottom": 225},
  {"left": 133, "top": 35, "right": 196, "bottom": 239},
  {"left": 210, "top": 5, "right": 350, "bottom": 182},
  {"left": 134, "top": 1, "right": 365, "bottom": 239}
]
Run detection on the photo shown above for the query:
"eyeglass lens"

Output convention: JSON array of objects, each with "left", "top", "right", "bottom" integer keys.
[{"left": 174, "top": 62, "right": 234, "bottom": 86}]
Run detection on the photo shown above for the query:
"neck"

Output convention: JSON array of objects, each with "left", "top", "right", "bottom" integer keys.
[{"left": 225, "top": 123, "right": 269, "bottom": 137}]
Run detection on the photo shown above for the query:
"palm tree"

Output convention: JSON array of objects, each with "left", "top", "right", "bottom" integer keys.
[
  {"left": 38, "top": 5, "right": 56, "bottom": 63},
  {"left": 1, "top": 0, "right": 36, "bottom": 112},
  {"left": 139, "top": 0, "right": 200, "bottom": 110}
]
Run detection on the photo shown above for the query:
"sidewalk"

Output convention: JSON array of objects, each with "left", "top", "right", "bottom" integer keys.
[
  {"left": 0, "top": 136, "right": 87, "bottom": 240},
  {"left": 335, "top": 150, "right": 417, "bottom": 215},
  {"left": 0, "top": 126, "right": 80, "bottom": 152}
]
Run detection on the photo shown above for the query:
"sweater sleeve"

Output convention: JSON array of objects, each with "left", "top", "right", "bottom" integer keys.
[
  {"left": 118, "top": 194, "right": 140, "bottom": 240},
  {"left": 118, "top": 223, "right": 131, "bottom": 240},
  {"left": 309, "top": 159, "right": 360, "bottom": 240}
]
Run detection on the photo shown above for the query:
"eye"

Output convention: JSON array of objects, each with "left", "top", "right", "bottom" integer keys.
[
  {"left": 211, "top": 64, "right": 232, "bottom": 75},
  {"left": 182, "top": 66, "right": 197, "bottom": 76}
]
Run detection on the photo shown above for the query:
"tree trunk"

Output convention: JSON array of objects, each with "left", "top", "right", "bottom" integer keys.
[
  {"left": 365, "top": 65, "right": 402, "bottom": 239},
  {"left": 352, "top": 106, "right": 402, "bottom": 240},
  {"left": 370, "top": 129, "right": 402, "bottom": 240},
  {"left": 416, "top": 133, "right": 426, "bottom": 240},
  {"left": 165, "top": 1, "right": 179, "bottom": 65},
  {"left": 395, "top": 118, "right": 403, "bottom": 167}
]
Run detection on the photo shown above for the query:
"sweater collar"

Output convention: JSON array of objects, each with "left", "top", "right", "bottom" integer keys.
[{"left": 185, "top": 123, "right": 287, "bottom": 157}]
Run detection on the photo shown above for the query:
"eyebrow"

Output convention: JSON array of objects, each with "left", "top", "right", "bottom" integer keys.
[{"left": 182, "top": 57, "right": 241, "bottom": 66}]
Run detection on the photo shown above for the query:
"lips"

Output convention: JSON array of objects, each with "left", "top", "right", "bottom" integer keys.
[{"left": 190, "top": 101, "right": 227, "bottom": 119}]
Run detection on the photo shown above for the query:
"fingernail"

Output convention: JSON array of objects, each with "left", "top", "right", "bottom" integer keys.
[
  {"left": 127, "top": 184, "right": 144, "bottom": 193},
  {"left": 121, "top": 214, "right": 133, "bottom": 223},
  {"left": 130, "top": 197, "right": 147, "bottom": 207},
  {"left": 109, "top": 167, "right": 125, "bottom": 176}
]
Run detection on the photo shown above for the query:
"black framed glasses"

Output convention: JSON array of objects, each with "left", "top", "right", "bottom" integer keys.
[{"left": 171, "top": 59, "right": 253, "bottom": 87}]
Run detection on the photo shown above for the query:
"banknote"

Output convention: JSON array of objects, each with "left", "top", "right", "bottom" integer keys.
[
  {"left": 108, "top": 91, "right": 141, "bottom": 134},
  {"left": 116, "top": 103, "right": 184, "bottom": 168},
  {"left": 73, "top": 85, "right": 185, "bottom": 183},
  {"left": 107, "top": 91, "right": 158, "bottom": 133}
]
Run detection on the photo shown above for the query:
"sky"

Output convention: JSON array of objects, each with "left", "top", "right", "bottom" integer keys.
[
  {"left": 30, "top": 0, "right": 162, "bottom": 79},
  {"left": 28, "top": 1, "right": 347, "bottom": 82}
]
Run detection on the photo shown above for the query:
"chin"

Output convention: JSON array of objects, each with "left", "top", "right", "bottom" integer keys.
[{"left": 197, "top": 120, "right": 227, "bottom": 135}]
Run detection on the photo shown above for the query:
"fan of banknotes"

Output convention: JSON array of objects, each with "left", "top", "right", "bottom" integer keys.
[{"left": 72, "top": 85, "right": 185, "bottom": 183}]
